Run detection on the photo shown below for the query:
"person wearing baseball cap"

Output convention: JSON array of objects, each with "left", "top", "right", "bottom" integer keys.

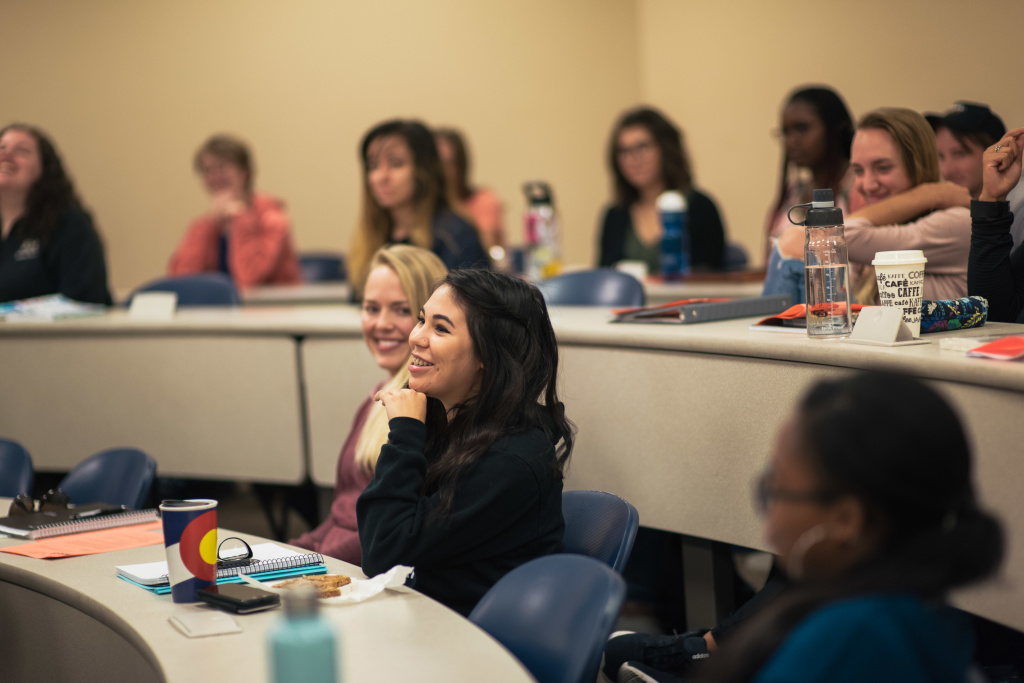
[{"left": 926, "top": 101, "right": 1007, "bottom": 199}]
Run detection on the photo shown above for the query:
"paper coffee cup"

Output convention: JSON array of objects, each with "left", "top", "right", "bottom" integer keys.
[
  {"left": 872, "top": 250, "right": 927, "bottom": 338},
  {"left": 159, "top": 499, "right": 218, "bottom": 603}
]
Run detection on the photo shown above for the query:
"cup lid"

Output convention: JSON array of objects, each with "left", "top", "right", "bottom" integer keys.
[{"left": 871, "top": 250, "right": 928, "bottom": 266}]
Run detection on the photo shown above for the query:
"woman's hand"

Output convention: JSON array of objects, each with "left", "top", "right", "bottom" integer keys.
[
  {"left": 922, "top": 181, "right": 971, "bottom": 211},
  {"left": 374, "top": 387, "right": 427, "bottom": 423},
  {"left": 777, "top": 224, "right": 805, "bottom": 259},
  {"left": 210, "top": 190, "right": 246, "bottom": 221},
  {"left": 980, "top": 127, "right": 1024, "bottom": 202}
]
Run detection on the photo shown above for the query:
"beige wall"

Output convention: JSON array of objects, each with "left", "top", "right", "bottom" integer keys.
[
  {"left": 638, "top": 0, "right": 1024, "bottom": 263},
  {"left": 5, "top": 0, "right": 1024, "bottom": 291},
  {"left": 4, "top": 0, "right": 639, "bottom": 291}
]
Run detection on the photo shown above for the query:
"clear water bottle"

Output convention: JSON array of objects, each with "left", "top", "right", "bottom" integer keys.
[
  {"left": 788, "top": 189, "right": 852, "bottom": 338},
  {"left": 657, "top": 191, "right": 690, "bottom": 279},
  {"left": 269, "top": 587, "right": 339, "bottom": 683},
  {"left": 523, "top": 181, "right": 561, "bottom": 280}
]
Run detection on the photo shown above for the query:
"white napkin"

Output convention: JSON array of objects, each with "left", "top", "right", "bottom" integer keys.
[{"left": 240, "top": 565, "right": 414, "bottom": 605}]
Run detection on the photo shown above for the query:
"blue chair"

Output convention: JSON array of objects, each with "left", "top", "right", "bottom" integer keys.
[
  {"left": 536, "top": 269, "right": 645, "bottom": 307},
  {"left": 59, "top": 448, "right": 157, "bottom": 509},
  {"left": 129, "top": 273, "right": 240, "bottom": 307},
  {"left": 470, "top": 554, "right": 626, "bottom": 683},
  {"left": 299, "top": 252, "right": 346, "bottom": 282},
  {"left": 722, "top": 242, "right": 750, "bottom": 272},
  {"left": 0, "top": 439, "right": 34, "bottom": 497},
  {"left": 563, "top": 490, "right": 639, "bottom": 573}
]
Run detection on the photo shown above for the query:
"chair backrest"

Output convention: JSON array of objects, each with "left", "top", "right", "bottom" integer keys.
[
  {"left": 722, "top": 242, "right": 750, "bottom": 272},
  {"left": 59, "top": 448, "right": 157, "bottom": 509},
  {"left": 0, "top": 438, "right": 34, "bottom": 497},
  {"left": 299, "top": 252, "right": 346, "bottom": 282},
  {"left": 129, "top": 273, "right": 240, "bottom": 307},
  {"left": 536, "top": 269, "right": 645, "bottom": 307},
  {"left": 469, "top": 554, "right": 626, "bottom": 683},
  {"left": 562, "top": 490, "right": 639, "bottom": 573}
]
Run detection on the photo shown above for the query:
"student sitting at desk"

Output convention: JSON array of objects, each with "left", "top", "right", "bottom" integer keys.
[
  {"left": 769, "top": 108, "right": 971, "bottom": 304},
  {"left": 347, "top": 120, "right": 488, "bottom": 299},
  {"left": 357, "top": 269, "right": 574, "bottom": 616},
  {"left": 968, "top": 126, "right": 1024, "bottom": 323},
  {"left": 0, "top": 123, "right": 112, "bottom": 305},
  {"left": 168, "top": 134, "right": 302, "bottom": 289},
  {"left": 598, "top": 107, "right": 726, "bottom": 274},
  {"left": 613, "top": 373, "right": 1004, "bottom": 683},
  {"left": 290, "top": 244, "right": 448, "bottom": 564}
]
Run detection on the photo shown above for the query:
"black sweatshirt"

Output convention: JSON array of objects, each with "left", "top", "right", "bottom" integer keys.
[
  {"left": 0, "top": 206, "right": 112, "bottom": 305},
  {"left": 357, "top": 417, "right": 564, "bottom": 616},
  {"left": 968, "top": 200, "right": 1024, "bottom": 323}
]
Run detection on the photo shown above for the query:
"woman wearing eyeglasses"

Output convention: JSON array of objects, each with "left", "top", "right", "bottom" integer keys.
[
  {"left": 597, "top": 107, "right": 726, "bottom": 274},
  {"left": 614, "top": 373, "right": 1003, "bottom": 683}
]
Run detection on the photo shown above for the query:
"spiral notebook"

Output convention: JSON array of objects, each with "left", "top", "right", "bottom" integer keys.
[
  {"left": 0, "top": 505, "right": 159, "bottom": 540},
  {"left": 116, "top": 542, "right": 326, "bottom": 590}
]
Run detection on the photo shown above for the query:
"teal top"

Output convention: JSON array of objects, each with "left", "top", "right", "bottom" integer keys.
[{"left": 755, "top": 593, "right": 973, "bottom": 683}]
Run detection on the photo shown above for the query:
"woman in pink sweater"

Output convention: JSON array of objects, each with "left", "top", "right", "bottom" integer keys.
[
  {"left": 168, "top": 134, "right": 301, "bottom": 289},
  {"left": 290, "top": 245, "right": 448, "bottom": 564}
]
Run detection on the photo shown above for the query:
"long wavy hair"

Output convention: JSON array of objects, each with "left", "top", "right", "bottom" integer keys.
[
  {"left": 768, "top": 87, "right": 854, "bottom": 228},
  {"left": 608, "top": 107, "right": 693, "bottom": 207},
  {"left": 702, "top": 373, "right": 1003, "bottom": 683},
  {"left": 434, "top": 127, "right": 473, "bottom": 201},
  {"left": 0, "top": 123, "right": 84, "bottom": 244},
  {"left": 420, "top": 269, "right": 575, "bottom": 525},
  {"left": 348, "top": 120, "right": 450, "bottom": 297},
  {"left": 354, "top": 245, "right": 448, "bottom": 475}
]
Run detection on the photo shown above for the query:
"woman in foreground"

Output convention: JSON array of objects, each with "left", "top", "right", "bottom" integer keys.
[
  {"left": 357, "top": 268, "right": 574, "bottom": 616},
  {"left": 618, "top": 373, "right": 1003, "bottom": 683},
  {"left": 290, "top": 245, "right": 447, "bottom": 564}
]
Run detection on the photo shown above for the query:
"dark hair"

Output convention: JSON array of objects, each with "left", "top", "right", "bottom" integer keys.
[
  {"left": 349, "top": 119, "right": 451, "bottom": 294},
  {"left": 937, "top": 125, "right": 999, "bottom": 156},
  {"left": 434, "top": 127, "right": 473, "bottom": 201},
  {"left": 608, "top": 107, "right": 693, "bottom": 206},
  {"left": 770, "top": 87, "right": 854, "bottom": 219},
  {"left": 420, "top": 269, "right": 575, "bottom": 524},
  {"left": 0, "top": 123, "right": 84, "bottom": 244},
  {"left": 193, "top": 134, "right": 254, "bottom": 192},
  {"left": 703, "top": 372, "right": 1003, "bottom": 683}
]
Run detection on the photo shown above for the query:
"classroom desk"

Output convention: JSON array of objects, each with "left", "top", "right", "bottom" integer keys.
[
  {"left": 0, "top": 307, "right": 373, "bottom": 482},
  {"left": 243, "top": 283, "right": 352, "bottom": 306},
  {"left": 2, "top": 306, "right": 1023, "bottom": 631},
  {"left": 0, "top": 525, "right": 532, "bottom": 683}
]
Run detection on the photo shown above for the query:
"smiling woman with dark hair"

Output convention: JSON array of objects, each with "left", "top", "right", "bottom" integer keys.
[
  {"left": 0, "top": 123, "right": 112, "bottom": 304},
  {"left": 357, "top": 268, "right": 574, "bottom": 616}
]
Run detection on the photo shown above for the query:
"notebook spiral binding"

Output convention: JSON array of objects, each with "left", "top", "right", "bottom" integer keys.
[
  {"left": 31, "top": 509, "right": 159, "bottom": 539},
  {"left": 159, "top": 552, "right": 326, "bottom": 582}
]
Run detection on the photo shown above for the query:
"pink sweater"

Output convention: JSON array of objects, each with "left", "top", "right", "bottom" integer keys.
[
  {"left": 289, "top": 387, "right": 378, "bottom": 565},
  {"left": 168, "top": 192, "right": 302, "bottom": 289},
  {"left": 845, "top": 206, "right": 971, "bottom": 301}
]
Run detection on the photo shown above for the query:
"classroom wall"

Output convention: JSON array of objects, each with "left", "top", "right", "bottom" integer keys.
[
  {"left": 637, "top": 0, "right": 1024, "bottom": 263},
  {"left": 3, "top": 0, "right": 640, "bottom": 292},
  {"left": 5, "top": 0, "right": 1024, "bottom": 291}
]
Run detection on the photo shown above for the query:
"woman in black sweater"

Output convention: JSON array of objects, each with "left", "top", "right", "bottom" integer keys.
[
  {"left": 597, "top": 107, "right": 726, "bottom": 273},
  {"left": 357, "top": 268, "right": 575, "bottom": 616},
  {"left": 969, "top": 126, "right": 1024, "bottom": 323}
]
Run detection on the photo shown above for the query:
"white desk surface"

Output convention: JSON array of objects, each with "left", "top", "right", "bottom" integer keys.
[{"left": 0, "top": 525, "right": 532, "bottom": 683}]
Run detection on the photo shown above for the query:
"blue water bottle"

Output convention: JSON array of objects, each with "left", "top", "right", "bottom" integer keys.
[
  {"left": 657, "top": 191, "right": 690, "bottom": 279},
  {"left": 269, "top": 587, "right": 340, "bottom": 683}
]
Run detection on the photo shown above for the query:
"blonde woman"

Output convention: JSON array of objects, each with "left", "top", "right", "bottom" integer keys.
[
  {"left": 775, "top": 108, "right": 972, "bottom": 303},
  {"left": 290, "top": 244, "right": 448, "bottom": 564},
  {"left": 347, "top": 120, "right": 487, "bottom": 298}
]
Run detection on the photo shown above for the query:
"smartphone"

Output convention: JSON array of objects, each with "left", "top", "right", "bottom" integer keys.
[{"left": 197, "top": 583, "right": 281, "bottom": 614}]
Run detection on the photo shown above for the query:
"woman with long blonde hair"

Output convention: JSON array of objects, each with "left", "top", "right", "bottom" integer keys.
[
  {"left": 347, "top": 120, "right": 487, "bottom": 298},
  {"left": 290, "top": 244, "right": 448, "bottom": 564}
]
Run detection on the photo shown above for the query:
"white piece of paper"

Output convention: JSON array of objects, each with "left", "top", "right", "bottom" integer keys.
[{"left": 240, "top": 564, "right": 414, "bottom": 605}]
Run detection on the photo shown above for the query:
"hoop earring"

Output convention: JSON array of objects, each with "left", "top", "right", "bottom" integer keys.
[{"left": 787, "top": 524, "right": 828, "bottom": 580}]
